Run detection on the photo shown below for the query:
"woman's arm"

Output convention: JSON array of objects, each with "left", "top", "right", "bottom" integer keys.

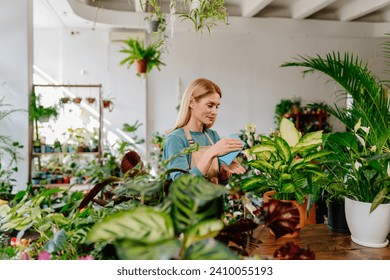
[{"left": 163, "top": 134, "right": 204, "bottom": 180}]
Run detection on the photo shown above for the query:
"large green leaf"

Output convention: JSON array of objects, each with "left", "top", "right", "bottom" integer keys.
[
  {"left": 247, "top": 159, "right": 273, "bottom": 172},
  {"left": 87, "top": 206, "right": 174, "bottom": 243},
  {"left": 274, "top": 136, "right": 292, "bottom": 162},
  {"left": 370, "top": 186, "right": 388, "bottom": 213},
  {"left": 249, "top": 143, "right": 276, "bottom": 154},
  {"left": 303, "top": 150, "right": 333, "bottom": 162},
  {"left": 170, "top": 175, "right": 225, "bottom": 234},
  {"left": 240, "top": 177, "right": 272, "bottom": 193},
  {"left": 184, "top": 219, "right": 224, "bottom": 249},
  {"left": 184, "top": 238, "right": 239, "bottom": 260},
  {"left": 280, "top": 117, "right": 300, "bottom": 146},
  {"left": 115, "top": 239, "right": 181, "bottom": 260}
]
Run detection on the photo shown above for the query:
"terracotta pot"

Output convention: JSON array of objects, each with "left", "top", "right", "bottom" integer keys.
[
  {"left": 135, "top": 59, "right": 147, "bottom": 74},
  {"left": 86, "top": 97, "right": 95, "bottom": 104},
  {"left": 263, "top": 190, "right": 308, "bottom": 238},
  {"left": 102, "top": 100, "right": 114, "bottom": 112},
  {"left": 73, "top": 97, "right": 82, "bottom": 104}
]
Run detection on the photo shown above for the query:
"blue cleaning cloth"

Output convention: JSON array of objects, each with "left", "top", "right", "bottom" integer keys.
[{"left": 218, "top": 134, "right": 245, "bottom": 165}]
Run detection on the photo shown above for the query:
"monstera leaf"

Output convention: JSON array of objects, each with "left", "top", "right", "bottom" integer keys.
[{"left": 170, "top": 174, "right": 226, "bottom": 234}]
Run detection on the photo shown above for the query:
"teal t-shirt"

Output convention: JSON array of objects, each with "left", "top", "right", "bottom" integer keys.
[{"left": 163, "top": 127, "right": 228, "bottom": 184}]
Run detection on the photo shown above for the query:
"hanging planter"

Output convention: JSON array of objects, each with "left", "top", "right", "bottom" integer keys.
[
  {"left": 120, "top": 38, "right": 165, "bottom": 76},
  {"left": 146, "top": 20, "right": 160, "bottom": 33},
  {"left": 73, "top": 97, "right": 82, "bottom": 104},
  {"left": 135, "top": 59, "right": 148, "bottom": 75},
  {"left": 86, "top": 97, "right": 96, "bottom": 104},
  {"left": 102, "top": 99, "right": 114, "bottom": 112},
  {"left": 60, "top": 97, "right": 71, "bottom": 104}
]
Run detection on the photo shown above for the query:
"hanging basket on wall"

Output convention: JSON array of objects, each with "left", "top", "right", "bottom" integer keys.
[{"left": 135, "top": 59, "right": 147, "bottom": 74}]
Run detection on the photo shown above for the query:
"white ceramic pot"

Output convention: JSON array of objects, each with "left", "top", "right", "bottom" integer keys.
[{"left": 345, "top": 197, "right": 390, "bottom": 248}]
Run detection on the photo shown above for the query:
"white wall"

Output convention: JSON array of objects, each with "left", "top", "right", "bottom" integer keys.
[{"left": 0, "top": 0, "right": 33, "bottom": 191}]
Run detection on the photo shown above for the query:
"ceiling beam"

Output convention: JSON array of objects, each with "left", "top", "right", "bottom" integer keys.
[
  {"left": 292, "top": 0, "right": 336, "bottom": 19},
  {"left": 241, "top": 0, "right": 274, "bottom": 18},
  {"left": 338, "top": 0, "right": 390, "bottom": 21}
]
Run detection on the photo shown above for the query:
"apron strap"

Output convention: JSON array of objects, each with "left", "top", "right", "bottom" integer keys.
[{"left": 183, "top": 126, "right": 214, "bottom": 146}]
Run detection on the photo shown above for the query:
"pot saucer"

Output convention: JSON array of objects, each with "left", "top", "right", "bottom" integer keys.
[{"left": 351, "top": 237, "right": 389, "bottom": 248}]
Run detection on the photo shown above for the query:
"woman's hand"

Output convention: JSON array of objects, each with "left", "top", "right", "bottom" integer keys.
[
  {"left": 221, "top": 159, "right": 246, "bottom": 175},
  {"left": 208, "top": 138, "right": 244, "bottom": 157}
]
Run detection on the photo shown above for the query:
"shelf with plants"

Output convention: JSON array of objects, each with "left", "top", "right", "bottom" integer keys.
[
  {"left": 283, "top": 110, "right": 331, "bottom": 133},
  {"left": 29, "top": 84, "right": 104, "bottom": 189},
  {"left": 275, "top": 98, "right": 331, "bottom": 134}
]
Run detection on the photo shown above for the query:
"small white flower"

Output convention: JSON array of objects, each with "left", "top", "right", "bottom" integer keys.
[
  {"left": 369, "top": 145, "right": 377, "bottom": 152},
  {"left": 354, "top": 161, "right": 362, "bottom": 170},
  {"left": 356, "top": 134, "right": 365, "bottom": 147},
  {"left": 360, "top": 126, "right": 370, "bottom": 134}
]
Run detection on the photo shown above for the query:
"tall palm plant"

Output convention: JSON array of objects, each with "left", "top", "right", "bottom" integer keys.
[
  {"left": 280, "top": 43, "right": 390, "bottom": 210},
  {"left": 281, "top": 51, "right": 390, "bottom": 150}
]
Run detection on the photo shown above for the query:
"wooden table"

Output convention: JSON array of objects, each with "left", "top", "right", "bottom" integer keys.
[{"left": 250, "top": 224, "right": 390, "bottom": 260}]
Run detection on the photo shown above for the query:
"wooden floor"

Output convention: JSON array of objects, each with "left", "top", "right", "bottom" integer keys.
[{"left": 250, "top": 224, "right": 390, "bottom": 260}]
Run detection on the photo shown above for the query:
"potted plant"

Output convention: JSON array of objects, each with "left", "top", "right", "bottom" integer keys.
[
  {"left": 119, "top": 37, "right": 165, "bottom": 76},
  {"left": 72, "top": 97, "right": 82, "bottom": 104},
  {"left": 281, "top": 43, "right": 390, "bottom": 247},
  {"left": 142, "top": 0, "right": 167, "bottom": 34},
  {"left": 60, "top": 97, "right": 70, "bottom": 105},
  {"left": 274, "top": 98, "right": 293, "bottom": 127},
  {"left": 29, "top": 90, "right": 58, "bottom": 146},
  {"left": 321, "top": 120, "right": 390, "bottom": 247},
  {"left": 85, "top": 97, "right": 95, "bottom": 104},
  {"left": 102, "top": 97, "right": 114, "bottom": 112},
  {"left": 241, "top": 117, "right": 330, "bottom": 237},
  {"left": 172, "top": 0, "right": 228, "bottom": 33}
]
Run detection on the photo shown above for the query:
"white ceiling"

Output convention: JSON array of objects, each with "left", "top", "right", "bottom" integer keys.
[{"left": 34, "top": 0, "right": 390, "bottom": 29}]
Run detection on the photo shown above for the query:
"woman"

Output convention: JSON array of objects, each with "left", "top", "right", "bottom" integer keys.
[{"left": 163, "top": 78, "right": 246, "bottom": 184}]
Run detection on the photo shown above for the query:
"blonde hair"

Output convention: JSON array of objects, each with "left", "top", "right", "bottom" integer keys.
[{"left": 166, "top": 78, "right": 222, "bottom": 135}]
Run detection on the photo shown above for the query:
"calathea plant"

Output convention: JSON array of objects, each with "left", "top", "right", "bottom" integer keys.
[{"left": 86, "top": 174, "right": 239, "bottom": 260}]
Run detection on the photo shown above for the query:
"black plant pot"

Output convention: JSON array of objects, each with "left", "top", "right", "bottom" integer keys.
[{"left": 327, "top": 199, "right": 350, "bottom": 234}]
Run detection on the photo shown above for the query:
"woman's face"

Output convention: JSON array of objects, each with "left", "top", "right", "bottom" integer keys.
[{"left": 190, "top": 92, "right": 221, "bottom": 127}]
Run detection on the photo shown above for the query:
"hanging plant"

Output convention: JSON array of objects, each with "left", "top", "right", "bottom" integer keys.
[
  {"left": 144, "top": 0, "right": 167, "bottom": 34},
  {"left": 119, "top": 37, "right": 165, "bottom": 76},
  {"left": 173, "top": 0, "right": 228, "bottom": 33},
  {"left": 102, "top": 99, "right": 114, "bottom": 112},
  {"left": 86, "top": 97, "right": 96, "bottom": 104},
  {"left": 60, "top": 97, "right": 71, "bottom": 104}
]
